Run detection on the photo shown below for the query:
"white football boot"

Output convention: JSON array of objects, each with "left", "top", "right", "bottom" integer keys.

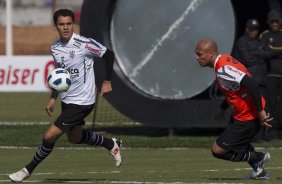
[
  {"left": 251, "top": 152, "right": 270, "bottom": 178},
  {"left": 110, "top": 138, "right": 122, "bottom": 167},
  {"left": 9, "top": 167, "right": 30, "bottom": 182}
]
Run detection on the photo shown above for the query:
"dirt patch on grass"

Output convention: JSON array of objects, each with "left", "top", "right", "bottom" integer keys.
[{"left": 0, "top": 25, "right": 80, "bottom": 55}]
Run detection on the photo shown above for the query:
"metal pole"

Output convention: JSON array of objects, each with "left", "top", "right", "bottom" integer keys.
[{"left": 6, "top": 0, "right": 13, "bottom": 56}]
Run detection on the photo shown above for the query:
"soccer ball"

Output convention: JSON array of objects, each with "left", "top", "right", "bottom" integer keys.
[{"left": 47, "top": 68, "right": 71, "bottom": 92}]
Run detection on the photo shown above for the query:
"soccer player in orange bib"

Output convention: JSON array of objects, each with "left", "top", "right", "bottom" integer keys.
[{"left": 195, "top": 38, "right": 273, "bottom": 180}]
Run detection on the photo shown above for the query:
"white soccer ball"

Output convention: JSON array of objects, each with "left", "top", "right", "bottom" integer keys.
[{"left": 47, "top": 68, "right": 71, "bottom": 92}]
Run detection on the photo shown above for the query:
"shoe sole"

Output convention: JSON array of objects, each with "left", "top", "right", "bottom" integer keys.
[
  {"left": 244, "top": 171, "right": 269, "bottom": 180},
  {"left": 8, "top": 175, "right": 29, "bottom": 182},
  {"left": 244, "top": 176, "right": 269, "bottom": 180}
]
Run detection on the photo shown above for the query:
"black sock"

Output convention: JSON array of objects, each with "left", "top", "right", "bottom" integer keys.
[
  {"left": 247, "top": 144, "right": 255, "bottom": 166},
  {"left": 212, "top": 149, "right": 264, "bottom": 162},
  {"left": 79, "top": 129, "right": 114, "bottom": 150},
  {"left": 25, "top": 139, "right": 55, "bottom": 173},
  {"left": 101, "top": 138, "right": 114, "bottom": 150}
]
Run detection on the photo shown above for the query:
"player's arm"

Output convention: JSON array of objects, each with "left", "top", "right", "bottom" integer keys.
[
  {"left": 83, "top": 38, "right": 115, "bottom": 95},
  {"left": 46, "top": 54, "right": 59, "bottom": 116},
  {"left": 241, "top": 76, "right": 262, "bottom": 111},
  {"left": 240, "top": 75, "right": 273, "bottom": 127},
  {"left": 50, "top": 89, "right": 59, "bottom": 99},
  {"left": 103, "top": 49, "right": 114, "bottom": 81},
  {"left": 214, "top": 99, "right": 229, "bottom": 120},
  {"left": 45, "top": 88, "right": 59, "bottom": 117},
  {"left": 100, "top": 49, "right": 115, "bottom": 96}
]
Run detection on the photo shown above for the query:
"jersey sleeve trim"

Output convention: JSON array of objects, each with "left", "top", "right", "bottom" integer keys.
[{"left": 217, "top": 65, "right": 246, "bottom": 83}]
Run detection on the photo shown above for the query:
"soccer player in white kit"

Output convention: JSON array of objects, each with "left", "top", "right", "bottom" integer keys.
[{"left": 9, "top": 9, "right": 122, "bottom": 182}]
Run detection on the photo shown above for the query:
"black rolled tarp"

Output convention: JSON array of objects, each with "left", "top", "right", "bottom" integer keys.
[{"left": 80, "top": 0, "right": 269, "bottom": 128}]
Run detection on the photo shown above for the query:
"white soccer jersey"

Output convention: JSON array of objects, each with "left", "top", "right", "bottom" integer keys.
[{"left": 51, "top": 33, "right": 107, "bottom": 105}]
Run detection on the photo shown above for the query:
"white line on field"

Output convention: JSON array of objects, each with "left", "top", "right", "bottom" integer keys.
[
  {"left": 0, "top": 146, "right": 101, "bottom": 150},
  {"left": 2, "top": 146, "right": 282, "bottom": 151},
  {"left": 2, "top": 166, "right": 282, "bottom": 177},
  {"left": 201, "top": 166, "right": 282, "bottom": 172},
  {"left": 88, "top": 171, "right": 120, "bottom": 174},
  {"left": 111, "top": 182, "right": 243, "bottom": 184},
  {"left": 0, "top": 121, "right": 141, "bottom": 126},
  {"left": 0, "top": 179, "right": 244, "bottom": 184},
  {"left": 0, "top": 146, "right": 191, "bottom": 150},
  {"left": 0, "top": 171, "right": 119, "bottom": 176},
  {"left": 0, "top": 180, "right": 94, "bottom": 183}
]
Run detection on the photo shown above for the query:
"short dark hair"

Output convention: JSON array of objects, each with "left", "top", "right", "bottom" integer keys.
[{"left": 53, "top": 9, "right": 75, "bottom": 25}]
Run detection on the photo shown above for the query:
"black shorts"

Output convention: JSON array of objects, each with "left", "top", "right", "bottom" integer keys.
[
  {"left": 216, "top": 119, "right": 261, "bottom": 152},
  {"left": 54, "top": 102, "right": 95, "bottom": 132}
]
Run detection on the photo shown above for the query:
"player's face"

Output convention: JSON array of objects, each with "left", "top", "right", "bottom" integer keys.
[
  {"left": 195, "top": 48, "right": 212, "bottom": 67},
  {"left": 56, "top": 16, "right": 74, "bottom": 42}
]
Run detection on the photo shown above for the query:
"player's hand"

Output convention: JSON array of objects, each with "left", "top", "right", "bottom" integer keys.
[
  {"left": 258, "top": 110, "right": 273, "bottom": 127},
  {"left": 214, "top": 109, "right": 226, "bottom": 121},
  {"left": 46, "top": 98, "right": 56, "bottom": 116},
  {"left": 100, "top": 80, "right": 112, "bottom": 96}
]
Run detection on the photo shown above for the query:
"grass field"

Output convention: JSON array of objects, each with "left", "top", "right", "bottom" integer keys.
[
  {"left": 1, "top": 93, "right": 282, "bottom": 183},
  {"left": 1, "top": 147, "right": 282, "bottom": 183}
]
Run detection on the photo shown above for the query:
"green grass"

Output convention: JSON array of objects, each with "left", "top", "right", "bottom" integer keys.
[
  {"left": 2, "top": 147, "right": 282, "bottom": 183},
  {"left": 1, "top": 92, "right": 282, "bottom": 183},
  {"left": 0, "top": 125, "right": 217, "bottom": 147},
  {"left": 0, "top": 92, "right": 130, "bottom": 123},
  {"left": 2, "top": 125, "right": 282, "bottom": 148}
]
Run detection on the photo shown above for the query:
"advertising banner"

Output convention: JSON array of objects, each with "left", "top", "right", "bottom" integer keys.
[{"left": 0, "top": 56, "right": 55, "bottom": 92}]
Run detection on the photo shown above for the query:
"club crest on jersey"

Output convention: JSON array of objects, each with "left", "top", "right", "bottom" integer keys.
[
  {"left": 69, "top": 50, "right": 75, "bottom": 59},
  {"left": 57, "top": 62, "right": 65, "bottom": 68}
]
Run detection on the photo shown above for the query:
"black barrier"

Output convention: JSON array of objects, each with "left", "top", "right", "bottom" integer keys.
[{"left": 80, "top": 0, "right": 269, "bottom": 128}]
